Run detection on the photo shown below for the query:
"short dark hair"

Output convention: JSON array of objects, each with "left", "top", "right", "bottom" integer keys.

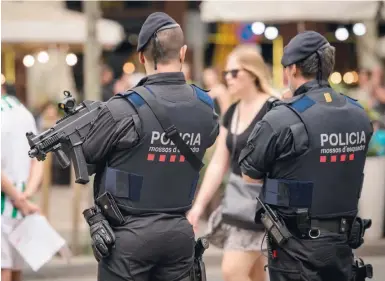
[
  {"left": 142, "top": 27, "right": 184, "bottom": 64},
  {"left": 296, "top": 46, "right": 335, "bottom": 80}
]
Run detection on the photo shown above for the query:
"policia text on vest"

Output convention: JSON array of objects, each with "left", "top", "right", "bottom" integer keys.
[
  {"left": 150, "top": 131, "right": 201, "bottom": 153},
  {"left": 239, "top": 31, "right": 374, "bottom": 281},
  {"left": 320, "top": 132, "right": 366, "bottom": 155}
]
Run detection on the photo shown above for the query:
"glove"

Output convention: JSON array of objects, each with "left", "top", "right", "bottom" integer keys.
[{"left": 83, "top": 206, "right": 116, "bottom": 262}]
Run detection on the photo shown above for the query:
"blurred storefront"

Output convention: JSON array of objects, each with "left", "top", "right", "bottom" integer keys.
[{"left": 1, "top": 0, "right": 124, "bottom": 108}]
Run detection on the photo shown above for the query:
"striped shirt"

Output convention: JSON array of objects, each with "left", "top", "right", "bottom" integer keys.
[{"left": 1, "top": 94, "right": 37, "bottom": 219}]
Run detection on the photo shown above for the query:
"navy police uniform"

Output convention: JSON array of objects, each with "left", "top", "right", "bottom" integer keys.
[
  {"left": 239, "top": 31, "right": 373, "bottom": 281},
  {"left": 82, "top": 12, "right": 219, "bottom": 281}
]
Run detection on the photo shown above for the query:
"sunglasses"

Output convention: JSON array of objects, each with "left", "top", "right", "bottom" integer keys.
[{"left": 222, "top": 69, "right": 241, "bottom": 79}]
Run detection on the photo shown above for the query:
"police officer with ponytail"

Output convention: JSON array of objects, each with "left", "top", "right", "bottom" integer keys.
[
  {"left": 239, "top": 31, "right": 374, "bottom": 281},
  {"left": 81, "top": 12, "right": 218, "bottom": 281}
]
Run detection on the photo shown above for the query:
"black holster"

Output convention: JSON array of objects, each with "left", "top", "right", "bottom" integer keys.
[
  {"left": 95, "top": 192, "right": 126, "bottom": 227},
  {"left": 352, "top": 257, "right": 373, "bottom": 280},
  {"left": 348, "top": 217, "right": 372, "bottom": 249},
  {"left": 190, "top": 259, "right": 206, "bottom": 281},
  {"left": 190, "top": 238, "right": 209, "bottom": 281}
]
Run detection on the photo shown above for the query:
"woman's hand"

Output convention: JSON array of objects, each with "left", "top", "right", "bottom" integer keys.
[{"left": 187, "top": 204, "right": 205, "bottom": 234}]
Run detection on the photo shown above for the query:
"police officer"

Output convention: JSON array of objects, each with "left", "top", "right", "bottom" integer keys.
[
  {"left": 81, "top": 12, "right": 219, "bottom": 281},
  {"left": 239, "top": 31, "right": 373, "bottom": 281}
]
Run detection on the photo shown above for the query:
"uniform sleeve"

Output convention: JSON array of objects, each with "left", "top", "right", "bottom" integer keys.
[
  {"left": 238, "top": 120, "right": 279, "bottom": 179},
  {"left": 239, "top": 107, "right": 309, "bottom": 180},
  {"left": 82, "top": 99, "right": 141, "bottom": 165}
]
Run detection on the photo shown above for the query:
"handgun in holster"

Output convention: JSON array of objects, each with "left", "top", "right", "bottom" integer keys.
[
  {"left": 348, "top": 217, "right": 372, "bottom": 249},
  {"left": 95, "top": 192, "right": 126, "bottom": 227},
  {"left": 190, "top": 237, "right": 209, "bottom": 281},
  {"left": 353, "top": 257, "right": 373, "bottom": 280}
]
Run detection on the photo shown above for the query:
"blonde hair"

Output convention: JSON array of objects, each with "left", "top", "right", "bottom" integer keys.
[{"left": 229, "top": 45, "right": 275, "bottom": 97}]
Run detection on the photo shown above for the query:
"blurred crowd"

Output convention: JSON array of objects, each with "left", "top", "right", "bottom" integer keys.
[
  {"left": 348, "top": 66, "right": 385, "bottom": 156},
  {"left": 349, "top": 66, "right": 385, "bottom": 128},
  {"left": 3, "top": 53, "right": 385, "bottom": 188}
]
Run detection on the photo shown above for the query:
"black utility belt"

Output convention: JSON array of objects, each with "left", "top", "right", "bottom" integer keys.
[
  {"left": 96, "top": 192, "right": 188, "bottom": 226},
  {"left": 294, "top": 217, "right": 351, "bottom": 239}
]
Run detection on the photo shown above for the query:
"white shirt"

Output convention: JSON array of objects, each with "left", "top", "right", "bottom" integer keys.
[{"left": 1, "top": 95, "right": 37, "bottom": 219}]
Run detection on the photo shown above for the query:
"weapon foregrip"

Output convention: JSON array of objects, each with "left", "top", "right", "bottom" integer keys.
[
  {"left": 54, "top": 149, "right": 71, "bottom": 168},
  {"left": 69, "top": 145, "right": 89, "bottom": 184}
]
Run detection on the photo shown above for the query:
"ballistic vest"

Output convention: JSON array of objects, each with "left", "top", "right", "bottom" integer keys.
[
  {"left": 98, "top": 84, "right": 215, "bottom": 215},
  {"left": 262, "top": 87, "right": 373, "bottom": 219}
]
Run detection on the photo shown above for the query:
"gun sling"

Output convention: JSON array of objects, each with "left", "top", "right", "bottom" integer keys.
[{"left": 129, "top": 86, "right": 204, "bottom": 172}]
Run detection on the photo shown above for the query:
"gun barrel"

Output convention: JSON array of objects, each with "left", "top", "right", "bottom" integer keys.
[{"left": 28, "top": 148, "right": 39, "bottom": 158}]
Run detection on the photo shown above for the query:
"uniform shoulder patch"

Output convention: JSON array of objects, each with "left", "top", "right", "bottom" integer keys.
[
  {"left": 191, "top": 84, "right": 214, "bottom": 109},
  {"left": 287, "top": 95, "right": 315, "bottom": 113}
]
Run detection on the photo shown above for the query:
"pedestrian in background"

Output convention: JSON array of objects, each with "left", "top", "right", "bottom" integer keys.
[
  {"left": 1, "top": 85, "right": 44, "bottom": 281},
  {"left": 188, "top": 45, "right": 275, "bottom": 281}
]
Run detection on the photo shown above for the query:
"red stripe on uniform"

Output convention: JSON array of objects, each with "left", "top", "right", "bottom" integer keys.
[
  {"left": 340, "top": 154, "right": 346, "bottom": 162},
  {"left": 320, "top": 156, "right": 327, "bottom": 163},
  {"left": 180, "top": 155, "right": 185, "bottom": 162},
  {"left": 159, "top": 155, "right": 166, "bottom": 162},
  {"left": 331, "top": 155, "right": 337, "bottom": 162},
  {"left": 147, "top": 154, "right": 155, "bottom": 161},
  {"left": 349, "top": 154, "right": 355, "bottom": 161},
  {"left": 170, "top": 155, "right": 176, "bottom": 162}
]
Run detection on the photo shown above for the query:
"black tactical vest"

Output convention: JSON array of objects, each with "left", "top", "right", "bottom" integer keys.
[
  {"left": 98, "top": 84, "right": 215, "bottom": 215},
  {"left": 263, "top": 88, "right": 373, "bottom": 219}
]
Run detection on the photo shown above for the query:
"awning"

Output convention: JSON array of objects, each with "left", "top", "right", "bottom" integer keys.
[
  {"left": 1, "top": 1, "right": 124, "bottom": 48},
  {"left": 200, "top": 0, "right": 385, "bottom": 23}
]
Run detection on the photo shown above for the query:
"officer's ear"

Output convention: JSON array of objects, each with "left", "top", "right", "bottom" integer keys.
[
  {"left": 179, "top": 45, "right": 188, "bottom": 63},
  {"left": 139, "top": 52, "right": 145, "bottom": 65},
  {"left": 291, "top": 64, "right": 298, "bottom": 77}
]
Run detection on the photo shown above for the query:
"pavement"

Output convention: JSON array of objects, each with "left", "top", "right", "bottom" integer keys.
[
  {"left": 24, "top": 256, "right": 385, "bottom": 281},
  {"left": 22, "top": 186, "right": 385, "bottom": 280},
  {"left": 22, "top": 239, "right": 385, "bottom": 280}
]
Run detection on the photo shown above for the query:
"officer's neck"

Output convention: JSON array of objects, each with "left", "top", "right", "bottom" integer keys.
[
  {"left": 146, "top": 63, "right": 182, "bottom": 75},
  {"left": 294, "top": 77, "right": 313, "bottom": 92}
]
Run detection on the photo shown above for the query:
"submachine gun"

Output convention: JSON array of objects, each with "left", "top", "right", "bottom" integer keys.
[
  {"left": 26, "top": 91, "right": 103, "bottom": 184},
  {"left": 191, "top": 237, "right": 209, "bottom": 281}
]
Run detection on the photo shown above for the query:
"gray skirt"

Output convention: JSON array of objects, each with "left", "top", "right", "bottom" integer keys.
[{"left": 204, "top": 174, "right": 267, "bottom": 252}]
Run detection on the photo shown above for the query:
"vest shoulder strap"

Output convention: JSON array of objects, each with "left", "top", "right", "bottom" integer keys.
[
  {"left": 286, "top": 95, "right": 316, "bottom": 113},
  {"left": 340, "top": 93, "right": 364, "bottom": 109},
  {"left": 266, "top": 96, "right": 283, "bottom": 111},
  {"left": 121, "top": 86, "right": 204, "bottom": 172},
  {"left": 190, "top": 84, "right": 214, "bottom": 109}
]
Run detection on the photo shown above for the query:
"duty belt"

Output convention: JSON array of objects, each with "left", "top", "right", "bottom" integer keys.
[{"left": 301, "top": 218, "right": 351, "bottom": 239}]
